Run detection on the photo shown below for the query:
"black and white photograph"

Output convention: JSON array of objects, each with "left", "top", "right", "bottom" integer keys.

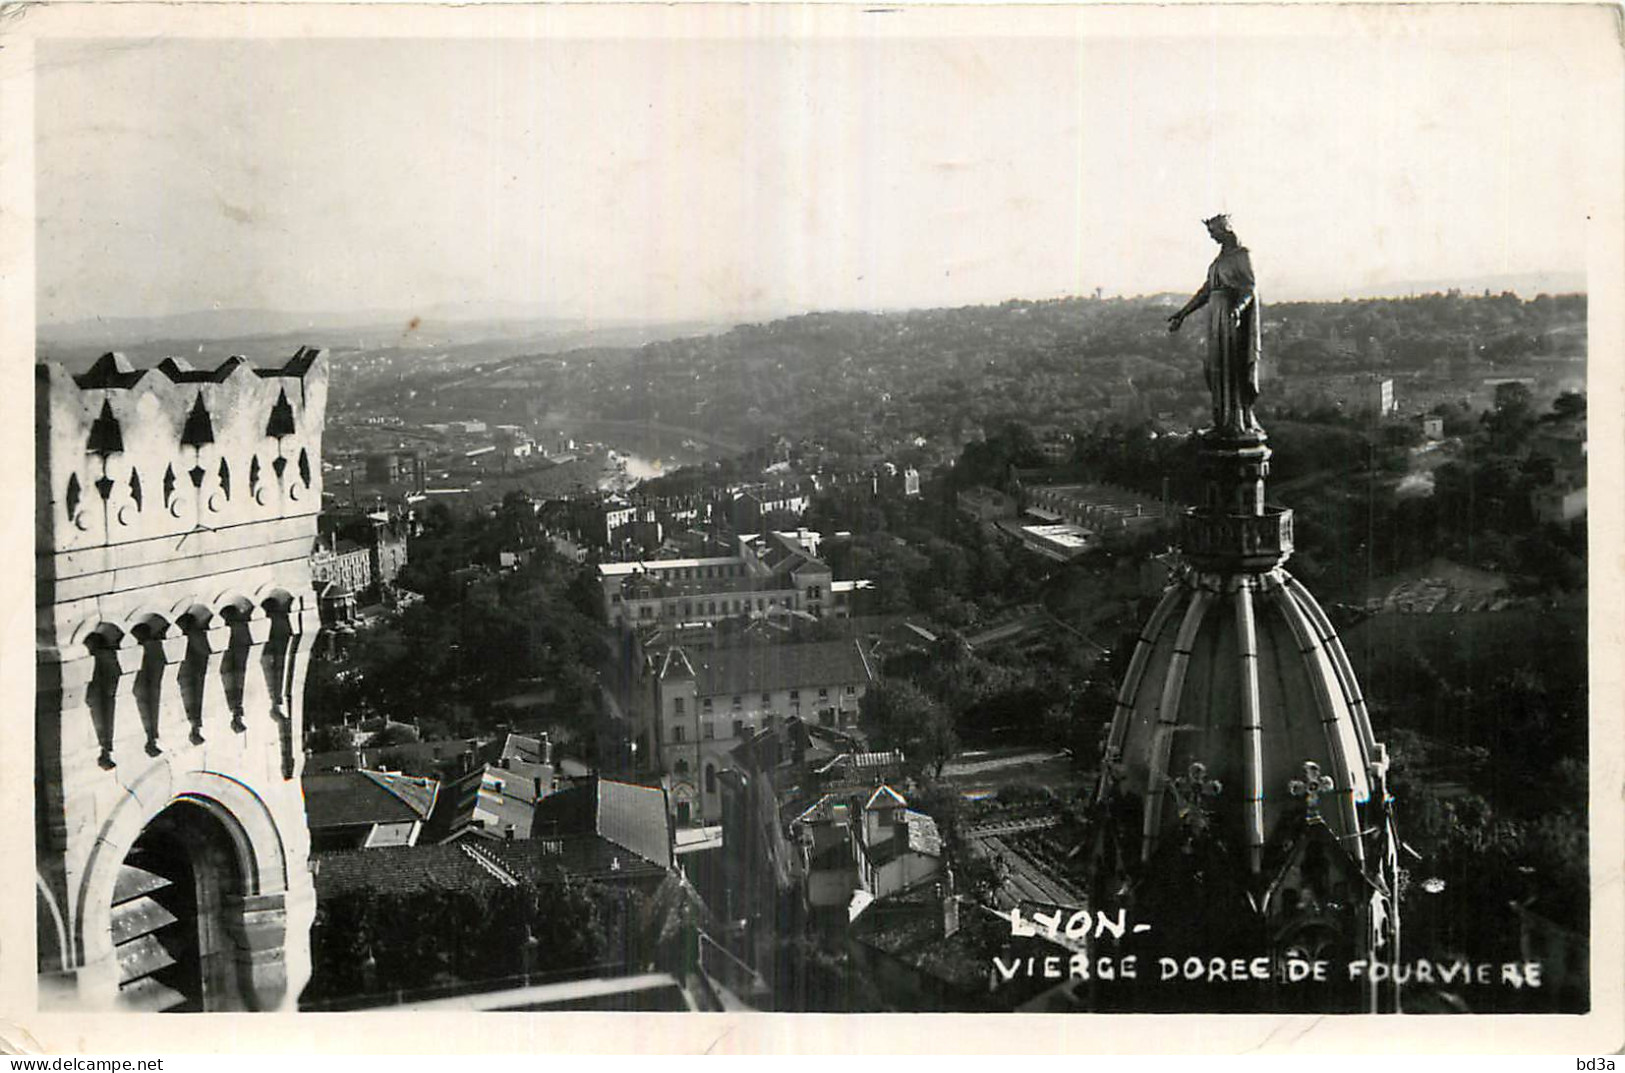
[{"left": 7, "top": 0, "right": 1622, "bottom": 1053}]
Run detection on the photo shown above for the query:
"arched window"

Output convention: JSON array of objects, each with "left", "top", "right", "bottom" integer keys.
[{"left": 705, "top": 764, "right": 717, "bottom": 794}]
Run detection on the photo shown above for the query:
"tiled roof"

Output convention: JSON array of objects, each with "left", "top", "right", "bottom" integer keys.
[
  {"left": 359, "top": 770, "right": 439, "bottom": 820},
  {"left": 483, "top": 732, "right": 550, "bottom": 766},
  {"left": 531, "top": 778, "right": 672, "bottom": 871},
  {"left": 864, "top": 785, "right": 908, "bottom": 811},
  {"left": 303, "top": 770, "right": 432, "bottom": 829},
  {"left": 490, "top": 832, "right": 668, "bottom": 884},
  {"left": 423, "top": 762, "right": 550, "bottom": 843},
  {"left": 903, "top": 809, "right": 943, "bottom": 857},
  {"left": 687, "top": 640, "right": 873, "bottom": 697},
  {"left": 596, "top": 780, "right": 673, "bottom": 871},
  {"left": 313, "top": 843, "right": 496, "bottom": 897},
  {"left": 814, "top": 750, "right": 906, "bottom": 776},
  {"left": 791, "top": 792, "right": 854, "bottom": 828},
  {"left": 311, "top": 831, "right": 674, "bottom": 898},
  {"left": 850, "top": 898, "right": 1047, "bottom": 996},
  {"left": 658, "top": 647, "right": 698, "bottom": 681},
  {"left": 305, "top": 738, "right": 478, "bottom": 776}
]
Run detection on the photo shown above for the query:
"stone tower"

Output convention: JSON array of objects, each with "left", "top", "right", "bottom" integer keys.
[
  {"left": 35, "top": 349, "right": 328, "bottom": 1011},
  {"left": 1088, "top": 428, "right": 1402, "bottom": 1012}
]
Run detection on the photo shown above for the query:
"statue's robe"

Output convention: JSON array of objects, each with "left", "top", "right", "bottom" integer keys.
[{"left": 1199, "top": 245, "right": 1262, "bottom": 434}]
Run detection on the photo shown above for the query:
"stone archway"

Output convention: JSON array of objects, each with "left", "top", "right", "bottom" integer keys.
[
  {"left": 74, "top": 769, "right": 309, "bottom": 1012},
  {"left": 112, "top": 799, "right": 243, "bottom": 1011}
]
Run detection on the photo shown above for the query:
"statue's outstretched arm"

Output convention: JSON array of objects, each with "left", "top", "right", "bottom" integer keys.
[
  {"left": 1175, "top": 280, "right": 1212, "bottom": 319},
  {"left": 1169, "top": 280, "right": 1212, "bottom": 331}
]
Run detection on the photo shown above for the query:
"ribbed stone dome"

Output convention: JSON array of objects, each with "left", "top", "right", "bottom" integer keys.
[
  {"left": 1103, "top": 564, "right": 1379, "bottom": 873},
  {"left": 1085, "top": 429, "right": 1401, "bottom": 1012}
]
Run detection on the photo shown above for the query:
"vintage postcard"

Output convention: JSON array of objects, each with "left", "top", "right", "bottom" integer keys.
[{"left": 1, "top": 0, "right": 1620, "bottom": 1055}]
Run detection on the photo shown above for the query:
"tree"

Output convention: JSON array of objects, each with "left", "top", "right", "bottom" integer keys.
[
  {"left": 860, "top": 678, "right": 959, "bottom": 778},
  {"left": 1548, "top": 390, "right": 1586, "bottom": 423},
  {"left": 1483, "top": 381, "right": 1537, "bottom": 451},
  {"left": 306, "top": 723, "right": 356, "bottom": 754}
]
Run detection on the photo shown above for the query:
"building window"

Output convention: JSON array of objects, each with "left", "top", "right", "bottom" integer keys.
[
  {"left": 682, "top": 602, "right": 692, "bottom": 616},
  {"left": 732, "top": 719, "right": 744, "bottom": 739},
  {"left": 807, "top": 586, "right": 821, "bottom": 600},
  {"left": 846, "top": 685, "right": 857, "bottom": 695},
  {"left": 789, "top": 690, "right": 800, "bottom": 701},
  {"left": 702, "top": 698, "right": 713, "bottom": 712},
  {"left": 818, "top": 688, "right": 829, "bottom": 699},
  {"left": 705, "top": 764, "right": 717, "bottom": 794},
  {"left": 675, "top": 758, "right": 689, "bottom": 777},
  {"left": 673, "top": 725, "right": 686, "bottom": 743},
  {"left": 704, "top": 723, "right": 715, "bottom": 739},
  {"left": 761, "top": 693, "right": 772, "bottom": 706},
  {"left": 673, "top": 697, "right": 685, "bottom": 715},
  {"left": 732, "top": 695, "right": 742, "bottom": 709}
]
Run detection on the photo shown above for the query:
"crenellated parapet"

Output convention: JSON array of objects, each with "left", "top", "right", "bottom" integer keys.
[
  {"left": 36, "top": 348, "right": 326, "bottom": 1011},
  {"left": 39, "top": 349, "right": 326, "bottom": 554}
]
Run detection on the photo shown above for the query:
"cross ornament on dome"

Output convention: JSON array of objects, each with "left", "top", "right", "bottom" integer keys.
[
  {"left": 1171, "top": 760, "right": 1224, "bottom": 840},
  {"left": 1289, "top": 760, "right": 1336, "bottom": 820}
]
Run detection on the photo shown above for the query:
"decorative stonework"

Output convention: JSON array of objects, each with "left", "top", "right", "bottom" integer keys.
[
  {"left": 1289, "top": 760, "right": 1337, "bottom": 821},
  {"left": 36, "top": 348, "right": 328, "bottom": 1012},
  {"left": 1180, "top": 506, "right": 1294, "bottom": 571},
  {"left": 1090, "top": 409, "right": 1401, "bottom": 1010}
]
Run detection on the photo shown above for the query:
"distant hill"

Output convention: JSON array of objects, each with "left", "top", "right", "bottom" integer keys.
[
  {"left": 36, "top": 309, "right": 728, "bottom": 375},
  {"left": 1304, "top": 271, "right": 1586, "bottom": 302}
]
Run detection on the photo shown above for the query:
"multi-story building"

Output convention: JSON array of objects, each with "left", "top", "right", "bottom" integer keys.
[
  {"left": 1022, "top": 482, "right": 1167, "bottom": 543},
  {"left": 727, "top": 479, "right": 811, "bottom": 531},
  {"left": 602, "top": 495, "right": 637, "bottom": 543},
  {"left": 598, "top": 530, "right": 851, "bottom": 629},
  {"left": 790, "top": 782, "right": 942, "bottom": 911},
  {"left": 309, "top": 511, "right": 410, "bottom": 624},
  {"left": 310, "top": 534, "right": 373, "bottom": 594},
  {"left": 36, "top": 348, "right": 328, "bottom": 1011},
  {"left": 649, "top": 639, "right": 876, "bottom": 825}
]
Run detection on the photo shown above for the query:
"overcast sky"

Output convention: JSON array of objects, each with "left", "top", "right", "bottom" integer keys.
[{"left": 33, "top": 6, "right": 1613, "bottom": 326}]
